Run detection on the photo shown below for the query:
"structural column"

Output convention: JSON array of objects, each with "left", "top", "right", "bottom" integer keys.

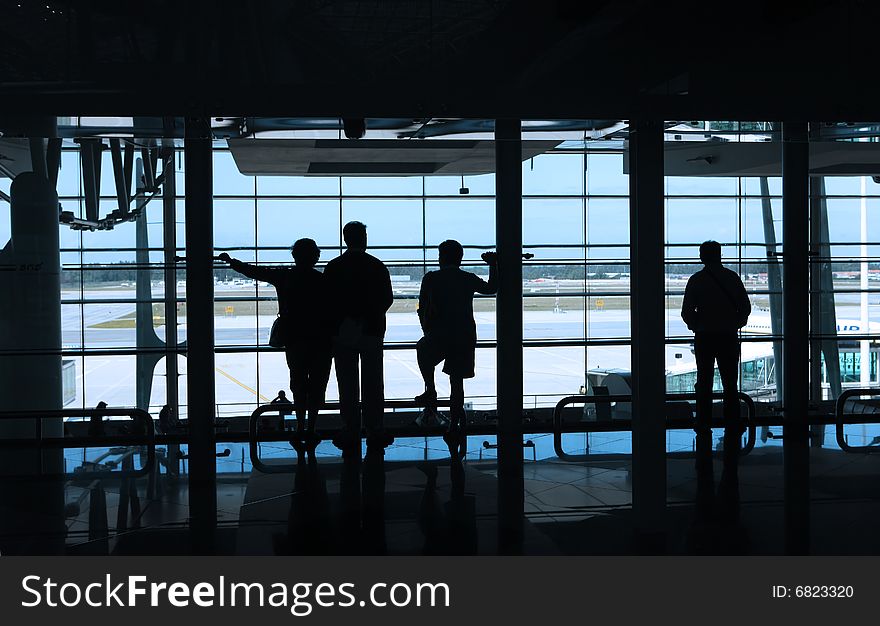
[
  {"left": 782, "top": 121, "right": 810, "bottom": 554},
  {"left": 162, "top": 144, "right": 181, "bottom": 473},
  {"left": 0, "top": 132, "right": 65, "bottom": 554},
  {"left": 495, "top": 118, "right": 524, "bottom": 550},
  {"left": 184, "top": 118, "right": 217, "bottom": 549},
  {"left": 628, "top": 119, "right": 666, "bottom": 552}
]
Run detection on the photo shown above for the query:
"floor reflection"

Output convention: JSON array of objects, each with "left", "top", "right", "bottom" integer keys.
[
  {"left": 18, "top": 434, "right": 880, "bottom": 555},
  {"left": 277, "top": 445, "right": 479, "bottom": 556},
  {"left": 688, "top": 428, "right": 749, "bottom": 554},
  {"left": 418, "top": 455, "right": 478, "bottom": 555}
]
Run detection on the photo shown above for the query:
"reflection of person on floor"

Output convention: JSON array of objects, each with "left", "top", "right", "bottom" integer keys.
[
  {"left": 447, "top": 455, "right": 478, "bottom": 554},
  {"left": 280, "top": 449, "right": 331, "bottom": 555},
  {"left": 338, "top": 457, "right": 362, "bottom": 555},
  {"left": 219, "top": 239, "right": 331, "bottom": 449},
  {"left": 418, "top": 458, "right": 477, "bottom": 555},
  {"left": 336, "top": 451, "right": 387, "bottom": 555},
  {"left": 682, "top": 240, "right": 751, "bottom": 525},
  {"left": 415, "top": 240, "right": 497, "bottom": 451},
  {"left": 323, "top": 221, "right": 394, "bottom": 455},
  {"left": 361, "top": 448, "right": 387, "bottom": 554},
  {"left": 418, "top": 463, "right": 445, "bottom": 555}
]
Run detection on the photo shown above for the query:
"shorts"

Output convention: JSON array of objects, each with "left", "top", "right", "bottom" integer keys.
[{"left": 417, "top": 333, "right": 476, "bottom": 379}]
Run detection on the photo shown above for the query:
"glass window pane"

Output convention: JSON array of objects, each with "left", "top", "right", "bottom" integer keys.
[
  {"left": 214, "top": 199, "right": 255, "bottom": 249},
  {"left": 342, "top": 199, "right": 423, "bottom": 249},
  {"left": 214, "top": 351, "right": 259, "bottom": 417},
  {"left": 82, "top": 355, "right": 136, "bottom": 407},
  {"left": 666, "top": 176, "right": 738, "bottom": 196},
  {"left": 425, "top": 173, "right": 495, "bottom": 196},
  {"left": 587, "top": 198, "right": 629, "bottom": 247},
  {"left": 213, "top": 150, "right": 254, "bottom": 196},
  {"left": 586, "top": 153, "right": 628, "bottom": 196},
  {"left": 256, "top": 175, "right": 339, "bottom": 196},
  {"left": 524, "top": 346, "right": 586, "bottom": 407},
  {"left": 524, "top": 199, "right": 584, "bottom": 246},
  {"left": 523, "top": 153, "right": 584, "bottom": 196},
  {"left": 425, "top": 199, "right": 495, "bottom": 254},
  {"left": 257, "top": 198, "right": 340, "bottom": 249},
  {"left": 342, "top": 176, "right": 423, "bottom": 196},
  {"left": 666, "top": 198, "right": 738, "bottom": 245}
]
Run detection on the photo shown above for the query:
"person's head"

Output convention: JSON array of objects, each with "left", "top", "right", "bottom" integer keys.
[
  {"left": 699, "top": 240, "right": 722, "bottom": 265},
  {"left": 342, "top": 221, "right": 367, "bottom": 250},
  {"left": 438, "top": 239, "right": 464, "bottom": 268},
  {"left": 277, "top": 390, "right": 286, "bottom": 398},
  {"left": 290, "top": 238, "right": 320, "bottom": 268}
]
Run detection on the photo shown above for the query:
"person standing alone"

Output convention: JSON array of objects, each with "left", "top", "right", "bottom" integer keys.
[{"left": 681, "top": 240, "right": 751, "bottom": 521}]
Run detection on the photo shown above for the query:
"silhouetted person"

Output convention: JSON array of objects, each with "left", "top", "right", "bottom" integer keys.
[
  {"left": 270, "top": 390, "right": 293, "bottom": 434},
  {"left": 681, "top": 240, "right": 751, "bottom": 435},
  {"left": 219, "top": 239, "right": 331, "bottom": 448},
  {"left": 158, "top": 403, "right": 187, "bottom": 431},
  {"left": 682, "top": 240, "right": 750, "bottom": 526},
  {"left": 89, "top": 401, "right": 108, "bottom": 438},
  {"left": 271, "top": 389, "right": 292, "bottom": 410},
  {"left": 415, "top": 241, "right": 497, "bottom": 450},
  {"left": 323, "top": 221, "right": 393, "bottom": 455}
]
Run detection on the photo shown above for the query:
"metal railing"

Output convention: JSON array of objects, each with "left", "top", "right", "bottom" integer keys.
[
  {"left": 248, "top": 399, "right": 454, "bottom": 473},
  {"left": 552, "top": 392, "right": 757, "bottom": 462},
  {"left": 836, "top": 388, "right": 880, "bottom": 452},
  {"left": 0, "top": 408, "right": 155, "bottom": 478}
]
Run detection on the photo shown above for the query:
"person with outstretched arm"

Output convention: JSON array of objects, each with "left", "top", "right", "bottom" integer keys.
[
  {"left": 415, "top": 240, "right": 498, "bottom": 454},
  {"left": 218, "top": 239, "right": 331, "bottom": 450}
]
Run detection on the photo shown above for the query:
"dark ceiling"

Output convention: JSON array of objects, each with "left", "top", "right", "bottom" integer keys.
[{"left": 0, "top": 0, "right": 876, "bottom": 120}]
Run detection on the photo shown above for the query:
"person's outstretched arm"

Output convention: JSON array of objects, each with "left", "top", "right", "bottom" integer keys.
[
  {"left": 681, "top": 277, "right": 698, "bottom": 331},
  {"left": 474, "top": 251, "right": 499, "bottom": 294},
  {"left": 217, "top": 252, "right": 279, "bottom": 284}
]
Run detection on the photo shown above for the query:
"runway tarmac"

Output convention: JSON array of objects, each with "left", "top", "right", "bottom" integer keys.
[{"left": 58, "top": 287, "right": 870, "bottom": 421}]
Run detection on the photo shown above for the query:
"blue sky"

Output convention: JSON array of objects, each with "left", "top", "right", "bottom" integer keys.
[{"left": 4, "top": 148, "right": 880, "bottom": 266}]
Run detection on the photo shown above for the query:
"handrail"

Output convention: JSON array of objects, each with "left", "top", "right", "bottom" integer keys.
[
  {"left": 552, "top": 392, "right": 757, "bottom": 462},
  {"left": 0, "top": 408, "right": 155, "bottom": 478},
  {"left": 836, "top": 388, "right": 880, "bottom": 452},
  {"left": 248, "top": 399, "right": 453, "bottom": 472}
]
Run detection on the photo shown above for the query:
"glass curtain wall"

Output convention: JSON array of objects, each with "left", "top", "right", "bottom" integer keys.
[{"left": 45, "top": 125, "right": 880, "bottom": 456}]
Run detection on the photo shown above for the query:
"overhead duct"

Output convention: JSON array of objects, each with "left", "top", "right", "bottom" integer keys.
[{"left": 227, "top": 138, "right": 561, "bottom": 176}]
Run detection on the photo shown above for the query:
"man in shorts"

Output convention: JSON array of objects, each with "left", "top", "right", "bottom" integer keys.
[{"left": 415, "top": 240, "right": 498, "bottom": 451}]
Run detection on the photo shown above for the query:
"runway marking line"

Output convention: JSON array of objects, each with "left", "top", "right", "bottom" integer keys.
[{"left": 215, "top": 366, "right": 271, "bottom": 403}]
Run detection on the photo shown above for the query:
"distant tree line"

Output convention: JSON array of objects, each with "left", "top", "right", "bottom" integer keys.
[{"left": 60, "top": 260, "right": 880, "bottom": 286}]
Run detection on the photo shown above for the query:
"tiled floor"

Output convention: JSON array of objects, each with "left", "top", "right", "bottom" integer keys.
[{"left": 5, "top": 436, "right": 880, "bottom": 555}]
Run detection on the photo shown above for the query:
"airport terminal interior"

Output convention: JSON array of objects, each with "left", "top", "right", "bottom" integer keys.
[{"left": 3, "top": 1, "right": 880, "bottom": 556}]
